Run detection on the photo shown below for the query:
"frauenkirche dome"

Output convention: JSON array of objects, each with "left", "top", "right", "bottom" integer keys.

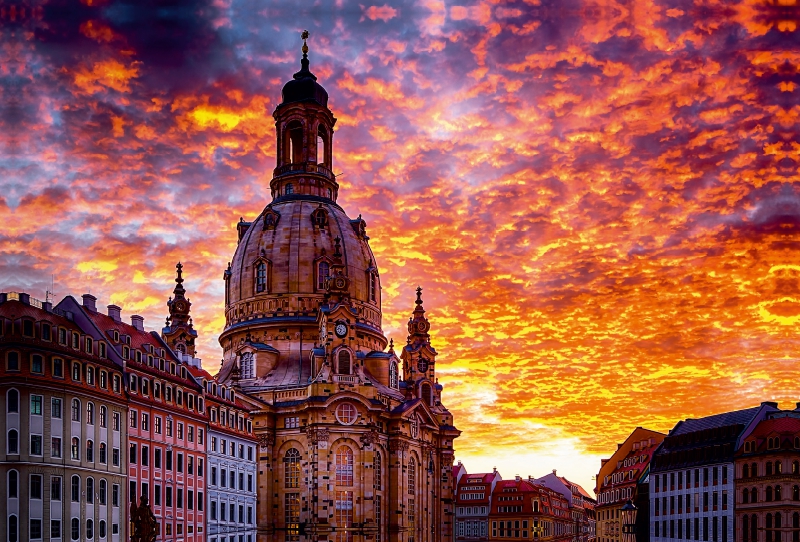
[{"left": 217, "top": 32, "right": 385, "bottom": 384}]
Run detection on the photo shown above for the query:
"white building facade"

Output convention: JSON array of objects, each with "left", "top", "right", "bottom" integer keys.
[
  {"left": 203, "top": 385, "right": 259, "bottom": 542},
  {"left": 649, "top": 404, "right": 779, "bottom": 542}
]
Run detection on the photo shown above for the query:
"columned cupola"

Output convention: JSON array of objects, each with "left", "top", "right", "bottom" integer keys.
[{"left": 270, "top": 30, "right": 339, "bottom": 203}]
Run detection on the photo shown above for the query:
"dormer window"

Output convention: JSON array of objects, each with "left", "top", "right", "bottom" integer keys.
[
  {"left": 22, "top": 319, "right": 34, "bottom": 337},
  {"left": 112, "top": 330, "right": 119, "bottom": 342},
  {"left": 311, "top": 207, "right": 328, "bottom": 228},
  {"left": 317, "top": 261, "right": 330, "bottom": 290},
  {"left": 241, "top": 352, "right": 254, "bottom": 379},
  {"left": 255, "top": 262, "right": 267, "bottom": 293}
]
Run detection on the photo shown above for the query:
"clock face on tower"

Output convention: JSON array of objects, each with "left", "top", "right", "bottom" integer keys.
[
  {"left": 334, "top": 322, "right": 348, "bottom": 338},
  {"left": 417, "top": 358, "right": 429, "bottom": 373},
  {"left": 174, "top": 301, "right": 186, "bottom": 312}
]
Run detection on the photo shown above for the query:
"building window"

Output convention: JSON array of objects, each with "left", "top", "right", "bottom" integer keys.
[
  {"left": 6, "top": 389, "right": 20, "bottom": 413},
  {"left": 7, "top": 351, "right": 19, "bottom": 371},
  {"left": 318, "top": 261, "right": 330, "bottom": 290},
  {"left": 8, "top": 515, "right": 17, "bottom": 542},
  {"left": 241, "top": 352, "right": 255, "bottom": 379},
  {"left": 334, "top": 491, "right": 353, "bottom": 542},
  {"left": 336, "top": 446, "right": 354, "bottom": 486},
  {"left": 285, "top": 183, "right": 294, "bottom": 195},
  {"left": 8, "top": 470, "right": 18, "bottom": 498},
  {"left": 99, "top": 406, "right": 106, "bottom": 427},
  {"left": 255, "top": 262, "right": 267, "bottom": 293},
  {"left": 31, "top": 354, "right": 43, "bottom": 373},
  {"left": 71, "top": 437, "right": 80, "bottom": 460},
  {"left": 87, "top": 403, "right": 95, "bottom": 424},
  {"left": 71, "top": 476, "right": 80, "bottom": 502},
  {"left": 71, "top": 399, "right": 80, "bottom": 421},
  {"left": 285, "top": 448, "right": 301, "bottom": 488},
  {"left": 53, "top": 358, "right": 63, "bottom": 377},
  {"left": 408, "top": 457, "right": 417, "bottom": 494},
  {"left": 337, "top": 350, "right": 351, "bottom": 374},
  {"left": 336, "top": 402, "right": 357, "bottom": 425},
  {"left": 389, "top": 361, "right": 398, "bottom": 388},
  {"left": 374, "top": 452, "right": 382, "bottom": 490},
  {"left": 7, "top": 429, "right": 18, "bottom": 454}
]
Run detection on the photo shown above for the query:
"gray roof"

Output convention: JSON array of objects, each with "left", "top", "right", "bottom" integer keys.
[{"left": 671, "top": 406, "right": 762, "bottom": 436}]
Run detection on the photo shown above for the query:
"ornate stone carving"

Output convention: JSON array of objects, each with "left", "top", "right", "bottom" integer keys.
[
  {"left": 305, "top": 426, "right": 330, "bottom": 446},
  {"left": 359, "top": 428, "right": 381, "bottom": 449},
  {"left": 389, "top": 440, "right": 409, "bottom": 454},
  {"left": 257, "top": 433, "right": 275, "bottom": 450}
]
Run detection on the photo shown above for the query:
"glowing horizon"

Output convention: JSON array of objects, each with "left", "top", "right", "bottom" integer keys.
[{"left": 2, "top": 0, "right": 798, "bottom": 494}]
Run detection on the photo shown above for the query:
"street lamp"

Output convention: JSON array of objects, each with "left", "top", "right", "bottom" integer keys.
[{"left": 620, "top": 500, "right": 638, "bottom": 542}]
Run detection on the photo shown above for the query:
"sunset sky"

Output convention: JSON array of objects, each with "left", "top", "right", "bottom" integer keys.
[{"left": 2, "top": 0, "right": 798, "bottom": 493}]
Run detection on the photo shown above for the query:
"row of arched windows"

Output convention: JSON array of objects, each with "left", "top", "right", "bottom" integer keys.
[
  {"left": 743, "top": 485, "right": 800, "bottom": 503},
  {"left": 743, "top": 460, "right": 799, "bottom": 478},
  {"left": 282, "top": 121, "right": 330, "bottom": 168},
  {"left": 281, "top": 446, "right": 397, "bottom": 491}
]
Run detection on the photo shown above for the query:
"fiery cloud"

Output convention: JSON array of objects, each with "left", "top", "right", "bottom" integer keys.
[{"left": 1, "top": 0, "right": 798, "bottom": 490}]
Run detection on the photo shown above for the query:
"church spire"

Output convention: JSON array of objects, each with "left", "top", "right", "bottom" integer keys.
[
  {"left": 407, "top": 286, "right": 432, "bottom": 345},
  {"left": 162, "top": 262, "right": 198, "bottom": 357}
]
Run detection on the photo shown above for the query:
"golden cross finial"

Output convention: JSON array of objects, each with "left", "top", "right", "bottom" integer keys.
[{"left": 301, "top": 30, "right": 309, "bottom": 55}]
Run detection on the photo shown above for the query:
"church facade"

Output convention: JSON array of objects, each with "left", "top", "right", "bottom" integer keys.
[{"left": 214, "top": 34, "right": 460, "bottom": 542}]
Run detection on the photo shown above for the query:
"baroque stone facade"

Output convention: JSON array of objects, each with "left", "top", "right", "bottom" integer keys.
[{"left": 214, "top": 35, "right": 460, "bottom": 542}]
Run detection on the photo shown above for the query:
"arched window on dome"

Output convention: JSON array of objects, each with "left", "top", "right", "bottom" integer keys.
[
  {"left": 421, "top": 382, "right": 433, "bottom": 406},
  {"left": 368, "top": 271, "right": 378, "bottom": 303},
  {"left": 317, "top": 261, "right": 330, "bottom": 290},
  {"left": 389, "top": 361, "right": 398, "bottom": 389},
  {"left": 284, "top": 448, "right": 301, "bottom": 488},
  {"left": 285, "top": 183, "right": 294, "bottom": 195},
  {"left": 311, "top": 207, "right": 328, "bottom": 228},
  {"left": 317, "top": 125, "right": 328, "bottom": 168},
  {"left": 337, "top": 350, "right": 351, "bottom": 375},
  {"left": 255, "top": 261, "right": 267, "bottom": 293}
]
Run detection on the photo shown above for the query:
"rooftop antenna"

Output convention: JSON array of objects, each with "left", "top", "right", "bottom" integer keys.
[{"left": 45, "top": 274, "right": 55, "bottom": 303}]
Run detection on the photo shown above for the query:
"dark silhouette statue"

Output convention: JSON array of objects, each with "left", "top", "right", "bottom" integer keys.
[{"left": 129, "top": 495, "right": 158, "bottom": 542}]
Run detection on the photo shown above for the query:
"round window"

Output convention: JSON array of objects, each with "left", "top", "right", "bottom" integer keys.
[{"left": 336, "top": 403, "right": 358, "bottom": 425}]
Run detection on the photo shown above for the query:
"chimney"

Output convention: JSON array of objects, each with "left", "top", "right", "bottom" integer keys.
[
  {"left": 82, "top": 294, "right": 97, "bottom": 312},
  {"left": 131, "top": 315, "right": 144, "bottom": 331},
  {"left": 553, "top": 469, "right": 557, "bottom": 475},
  {"left": 19, "top": 293, "right": 30, "bottom": 305},
  {"left": 761, "top": 401, "right": 778, "bottom": 408},
  {"left": 515, "top": 475, "right": 521, "bottom": 482},
  {"left": 796, "top": 402, "right": 800, "bottom": 410},
  {"left": 43, "top": 301, "right": 53, "bottom": 312},
  {"left": 107, "top": 305, "right": 122, "bottom": 322}
]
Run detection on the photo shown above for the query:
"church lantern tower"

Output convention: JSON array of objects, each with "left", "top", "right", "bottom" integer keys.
[
  {"left": 270, "top": 29, "right": 338, "bottom": 202},
  {"left": 162, "top": 262, "right": 198, "bottom": 356}
]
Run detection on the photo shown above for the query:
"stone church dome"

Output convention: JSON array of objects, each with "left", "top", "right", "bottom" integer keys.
[{"left": 217, "top": 33, "right": 386, "bottom": 380}]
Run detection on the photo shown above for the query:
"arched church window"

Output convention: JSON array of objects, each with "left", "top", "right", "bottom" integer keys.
[
  {"left": 285, "top": 183, "right": 294, "bottom": 195},
  {"left": 408, "top": 457, "right": 416, "bottom": 494},
  {"left": 317, "top": 126, "right": 328, "bottom": 167},
  {"left": 286, "top": 121, "right": 303, "bottom": 164},
  {"left": 256, "top": 262, "right": 267, "bottom": 293},
  {"left": 389, "top": 361, "right": 398, "bottom": 389},
  {"left": 374, "top": 451, "right": 382, "bottom": 490},
  {"left": 318, "top": 261, "right": 330, "bottom": 290},
  {"left": 337, "top": 350, "right": 351, "bottom": 375},
  {"left": 241, "top": 352, "right": 254, "bottom": 379},
  {"left": 284, "top": 448, "right": 301, "bottom": 488},
  {"left": 335, "top": 445, "right": 354, "bottom": 486},
  {"left": 421, "top": 382, "right": 433, "bottom": 406}
]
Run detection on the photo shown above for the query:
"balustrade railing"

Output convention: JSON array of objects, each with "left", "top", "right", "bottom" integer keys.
[{"left": 273, "top": 162, "right": 335, "bottom": 180}]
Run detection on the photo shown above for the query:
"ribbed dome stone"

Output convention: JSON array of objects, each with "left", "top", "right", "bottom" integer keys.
[{"left": 224, "top": 198, "right": 381, "bottom": 332}]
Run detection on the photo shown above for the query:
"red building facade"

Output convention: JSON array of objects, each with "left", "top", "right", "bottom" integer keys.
[
  {"left": 75, "top": 293, "right": 207, "bottom": 542},
  {"left": 734, "top": 411, "right": 800, "bottom": 542},
  {"left": 488, "top": 477, "right": 572, "bottom": 542}
]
